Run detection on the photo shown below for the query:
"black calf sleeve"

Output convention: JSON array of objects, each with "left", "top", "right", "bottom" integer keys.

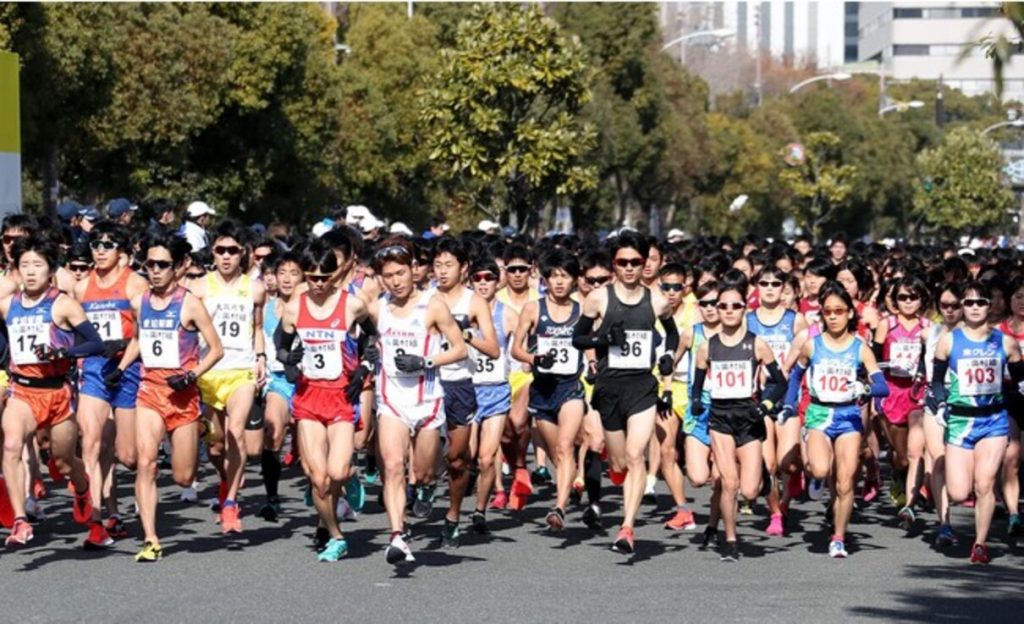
[
  {"left": 584, "top": 450, "right": 603, "bottom": 504},
  {"left": 261, "top": 449, "right": 282, "bottom": 499}
]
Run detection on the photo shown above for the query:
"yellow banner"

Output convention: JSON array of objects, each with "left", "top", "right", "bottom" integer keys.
[{"left": 0, "top": 51, "right": 19, "bottom": 154}]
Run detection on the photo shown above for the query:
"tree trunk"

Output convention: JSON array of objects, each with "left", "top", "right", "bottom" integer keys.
[{"left": 43, "top": 143, "right": 59, "bottom": 217}]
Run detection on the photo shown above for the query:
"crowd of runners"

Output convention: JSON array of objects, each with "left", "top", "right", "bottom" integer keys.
[{"left": 0, "top": 207, "right": 1022, "bottom": 567}]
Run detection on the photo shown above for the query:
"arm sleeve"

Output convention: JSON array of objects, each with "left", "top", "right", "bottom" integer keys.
[
  {"left": 690, "top": 366, "right": 707, "bottom": 404},
  {"left": 762, "top": 361, "right": 787, "bottom": 405},
  {"left": 868, "top": 370, "right": 889, "bottom": 398},
  {"left": 274, "top": 323, "right": 297, "bottom": 360},
  {"left": 66, "top": 321, "right": 105, "bottom": 358},
  {"left": 572, "top": 314, "right": 607, "bottom": 350},
  {"left": 659, "top": 315, "right": 679, "bottom": 354},
  {"left": 1008, "top": 361, "right": 1024, "bottom": 385},
  {"left": 357, "top": 316, "right": 377, "bottom": 339},
  {"left": 871, "top": 341, "right": 884, "bottom": 363},
  {"left": 783, "top": 362, "right": 806, "bottom": 411},
  {"left": 930, "top": 359, "right": 950, "bottom": 404}
]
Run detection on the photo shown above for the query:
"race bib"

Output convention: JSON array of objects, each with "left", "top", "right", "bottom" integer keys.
[
  {"left": 536, "top": 336, "right": 579, "bottom": 376},
  {"left": 472, "top": 346, "right": 508, "bottom": 384},
  {"left": 812, "top": 362, "right": 856, "bottom": 403},
  {"left": 87, "top": 310, "right": 122, "bottom": 341},
  {"left": 382, "top": 333, "right": 422, "bottom": 379},
  {"left": 140, "top": 329, "right": 180, "bottom": 369},
  {"left": 959, "top": 357, "right": 1000, "bottom": 396},
  {"left": 889, "top": 341, "right": 921, "bottom": 378},
  {"left": 8, "top": 317, "right": 49, "bottom": 366},
  {"left": 608, "top": 330, "right": 653, "bottom": 370},
  {"left": 709, "top": 360, "right": 753, "bottom": 400},
  {"left": 302, "top": 340, "right": 343, "bottom": 380},
  {"left": 210, "top": 297, "right": 253, "bottom": 351},
  {"left": 763, "top": 334, "right": 791, "bottom": 366}
]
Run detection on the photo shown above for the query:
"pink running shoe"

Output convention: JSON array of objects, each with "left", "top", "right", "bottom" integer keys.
[{"left": 766, "top": 513, "right": 785, "bottom": 537}]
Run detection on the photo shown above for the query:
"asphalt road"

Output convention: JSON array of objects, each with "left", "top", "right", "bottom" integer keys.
[{"left": 2, "top": 456, "right": 1022, "bottom": 624}]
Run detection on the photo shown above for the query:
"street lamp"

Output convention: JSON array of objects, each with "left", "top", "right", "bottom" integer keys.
[
  {"left": 982, "top": 119, "right": 1024, "bottom": 136},
  {"left": 661, "top": 28, "right": 735, "bottom": 52},
  {"left": 879, "top": 100, "right": 925, "bottom": 116},
  {"left": 789, "top": 72, "right": 852, "bottom": 95}
]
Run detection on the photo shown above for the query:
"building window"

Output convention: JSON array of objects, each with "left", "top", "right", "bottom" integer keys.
[
  {"left": 894, "top": 8, "right": 923, "bottom": 18},
  {"left": 845, "top": 22, "right": 859, "bottom": 37},
  {"left": 962, "top": 7, "right": 1000, "bottom": 18},
  {"left": 893, "top": 44, "right": 929, "bottom": 56},
  {"left": 845, "top": 2, "right": 859, "bottom": 16},
  {"left": 845, "top": 44, "right": 858, "bottom": 63},
  {"left": 925, "top": 8, "right": 959, "bottom": 19}
]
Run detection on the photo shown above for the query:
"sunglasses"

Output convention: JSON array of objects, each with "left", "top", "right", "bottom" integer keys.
[
  {"left": 758, "top": 280, "right": 783, "bottom": 288},
  {"left": 896, "top": 293, "right": 921, "bottom": 302},
  {"left": 614, "top": 258, "right": 644, "bottom": 269},
  {"left": 698, "top": 298, "right": 719, "bottom": 308},
  {"left": 89, "top": 240, "right": 119, "bottom": 251},
  {"left": 254, "top": 252, "right": 272, "bottom": 260},
  {"left": 822, "top": 306, "right": 849, "bottom": 317},
  {"left": 586, "top": 275, "right": 611, "bottom": 287},
  {"left": 506, "top": 264, "right": 531, "bottom": 274},
  {"left": 963, "top": 298, "right": 991, "bottom": 308},
  {"left": 2, "top": 234, "right": 26, "bottom": 245},
  {"left": 938, "top": 300, "right": 961, "bottom": 311},
  {"left": 660, "top": 283, "right": 684, "bottom": 292},
  {"left": 716, "top": 302, "right": 745, "bottom": 311},
  {"left": 304, "top": 272, "right": 333, "bottom": 283},
  {"left": 471, "top": 271, "right": 497, "bottom": 283},
  {"left": 213, "top": 245, "right": 242, "bottom": 256},
  {"left": 375, "top": 244, "right": 411, "bottom": 259},
  {"left": 145, "top": 259, "right": 174, "bottom": 271},
  {"left": 186, "top": 271, "right": 206, "bottom": 279},
  {"left": 68, "top": 262, "right": 92, "bottom": 272}
]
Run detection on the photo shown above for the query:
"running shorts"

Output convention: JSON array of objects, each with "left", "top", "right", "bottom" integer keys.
[
  {"left": 661, "top": 378, "right": 688, "bottom": 421},
  {"left": 592, "top": 373, "right": 659, "bottom": 432},
  {"left": 293, "top": 380, "right": 354, "bottom": 427},
  {"left": 79, "top": 358, "right": 141, "bottom": 410},
  {"left": 198, "top": 369, "right": 256, "bottom": 412},
  {"left": 378, "top": 398, "right": 445, "bottom": 433},
  {"left": 261, "top": 370, "right": 295, "bottom": 408},
  {"left": 880, "top": 377, "right": 923, "bottom": 426},
  {"left": 804, "top": 402, "right": 863, "bottom": 441},
  {"left": 684, "top": 406, "right": 711, "bottom": 447},
  {"left": 9, "top": 384, "right": 72, "bottom": 429},
  {"left": 945, "top": 411, "right": 1009, "bottom": 450},
  {"left": 441, "top": 378, "right": 478, "bottom": 428},
  {"left": 137, "top": 379, "right": 200, "bottom": 432},
  {"left": 709, "top": 404, "right": 766, "bottom": 447},
  {"left": 475, "top": 382, "right": 512, "bottom": 422},
  {"left": 509, "top": 370, "right": 532, "bottom": 400},
  {"left": 529, "top": 376, "right": 584, "bottom": 424}
]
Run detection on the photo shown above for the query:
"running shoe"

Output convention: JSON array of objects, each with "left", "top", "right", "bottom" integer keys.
[
  {"left": 531, "top": 466, "right": 552, "bottom": 485},
  {"left": 828, "top": 537, "right": 848, "bottom": 559},
  {"left": 135, "top": 541, "right": 163, "bottom": 562},
  {"left": 106, "top": 516, "right": 128, "bottom": 539},
  {"left": 336, "top": 499, "right": 358, "bottom": 522},
  {"left": 612, "top": 526, "right": 635, "bottom": 554},
  {"left": 363, "top": 468, "right": 380, "bottom": 486},
  {"left": 501, "top": 461, "right": 510, "bottom": 476},
  {"left": 786, "top": 471, "right": 805, "bottom": 500},
  {"left": 664, "top": 508, "right": 697, "bottom": 531},
  {"left": 282, "top": 450, "right": 296, "bottom": 467},
  {"left": 70, "top": 477, "right": 92, "bottom": 525},
  {"left": 386, "top": 533, "right": 415, "bottom": 565},
  {"left": 488, "top": 491, "right": 508, "bottom": 511},
  {"left": 701, "top": 526, "right": 717, "bottom": 549},
  {"left": 739, "top": 501, "right": 754, "bottom": 515},
  {"left": 1008, "top": 513, "right": 1022, "bottom": 537},
  {"left": 24, "top": 496, "right": 46, "bottom": 523},
  {"left": 441, "top": 518, "right": 460, "bottom": 549},
  {"left": 470, "top": 511, "right": 489, "bottom": 535},
  {"left": 346, "top": 478, "right": 366, "bottom": 513},
  {"left": 511, "top": 468, "right": 534, "bottom": 497},
  {"left": 570, "top": 478, "right": 585, "bottom": 504},
  {"left": 257, "top": 499, "right": 281, "bottom": 522},
  {"left": 180, "top": 484, "right": 199, "bottom": 504},
  {"left": 46, "top": 456, "right": 64, "bottom": 484},
  {"left": 412, "top": 485, "right": 436, "bottom": 519},
  {"left": 807, "top": 478, "right": 826, "bottom": 502},
  {"left": 897, "top": 506, "right": 916, "bottom": 530},
  {"left": 314, "top": 526, "right": 329, "bottom": 552},
  {"left": 935, "top": 524, "right": 958, "bottom": 548},
  {"left": 546, "top": 507, "right": 565, "bottom": 532},
  {"left": 765, "top": 513, "right": 785, "bottom": 537},
  {"left": 861, "top": 478, "right": 880, "bottom": 504},
  {"left": 608, "top": 468, "right": 628, "bottom": 486},
  {"left": 32, "top": 478, "right": 46, "bottom": 500},
  {"left": 719, "top": 540, "right": 740, "bottom": 562},
  {"left": 759, "top": 464, "right": 773, "bottom": 498},
  {"left": 889, "top": 480, "right": 906, "bottom": 508},
  {"left": 963, "top": 495, "right": 976, "bottom": 509},
  {"left": 969, "top": 543, "right": 990, "bottom": 565},
  {"left": 643, "top": 475, "right": 657, "bottom": 501},
  {"left": 83, "top": 521, "right": 114, "bottom": 550},
  {"left": 582, "top": 503, "right": 602, "bottom": 530},
  {"left": 220, "top": 504, "right": 242, "bottom": 534},
  {"left": 317, "top": 538, "right": 349, "bottom": 562},
  {"left": 5, "top": 518, "right": 33, "bottom": 547}
]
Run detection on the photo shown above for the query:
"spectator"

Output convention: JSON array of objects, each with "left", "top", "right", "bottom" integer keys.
[
  {"left": 146, "top": 198, "right": 177, "bottom": 237},
  {"left": 181, "top": 200, "right": 216, "bottom": 251},
  {"left": 107, "top": 197, "right": 138, "bottom": 226}
]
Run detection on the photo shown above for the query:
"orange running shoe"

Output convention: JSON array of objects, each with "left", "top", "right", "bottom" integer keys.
[
  {"left": 664, "top": 508, "right": 697, "bottom": 531},
  {"left": 83, "top": 521, "right": 114, "bottom": 550},
  {"left": 0, "top": 479, "right": 14, "bottom": 529},
  {"left": 220, "top": 504, "right": 242, "bottom": 534},
  {"left": 608, "top": 468, "right": 628, "bottom": 486},
  {"left": 105, "top": 516, "right": 129, "bottom": 539},
  {"left": 32, "top": 478, "right": 47, "bottom": 500},
  {"left": 70, "top": 477, "right": 92, "bottom": 525},
  {"left": 612, "top": 525, "right": 635, "bottom": 553},
  {"left": 511, "top": 469, "right": 533, "bottom": 497},
  {"left": 5, "top": 517, "right": 33, "bottom": 547},
  {"left": 218, "top": 481, "right": 230, "bottom": 507},
  {"left": 507, "top": 492, "right": 526, "bottom": 511}
]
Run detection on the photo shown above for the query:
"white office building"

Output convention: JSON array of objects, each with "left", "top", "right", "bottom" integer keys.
[{"left": 858, "top": 2, "right": 1024, "bottom": 101}]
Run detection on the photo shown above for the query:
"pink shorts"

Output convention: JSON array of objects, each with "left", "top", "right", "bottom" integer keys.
[{"left": 880, "top": 378, "right": 922, "bottom": 426}]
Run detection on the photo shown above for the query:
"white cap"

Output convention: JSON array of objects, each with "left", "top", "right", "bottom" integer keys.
[
  {"left": 478, "top": 219, "right": 500, "bottom": 234},
  {"left": 345, "top": 205, "right": 372, "bottom": 225},
  {"left": 389, "top": 221, "right": 413, "bottom": 236},
  {"left": 360, "top": 216, "right": 384, "bottom": 234},
  {"left": 186, "top": 201, "right": 216, "bottom": 218},
  {"left": 666, "top": 228, "right": 685, "bottom": 242},
  {"left": 311, "top": 218, "right": 335, "bottom": 238}
]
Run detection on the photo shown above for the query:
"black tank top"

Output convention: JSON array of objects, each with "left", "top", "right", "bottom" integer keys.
[
  {"left": 533, "top": 297, "right": 583, "bottom": 380},
  {"left": 707, "top": 331, "right": 758, "bottom": 409},
  {"left": 598, "top": 284, "right": 657, "bottom": 379}
]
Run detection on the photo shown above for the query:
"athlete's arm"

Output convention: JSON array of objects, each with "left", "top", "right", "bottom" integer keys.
[
  {"left": 184, "top": 292, "right": 223, "bottom": 376},
  {"left": 72, "top": 277, "right": 87, "bottom": 301},
  {"left": 754, "top": 336, "right": 787, "bottom": 405},
  {"left": 1004, "top": 336, "right": 1024, "bottom": 389},
  {"left": 860, "top": 341, "right": 888, "bottom": 398},
  {"left": 572, "top": 288, "right": 610, "bottom": 350},
  {"left": 428, "top": 296, "right": 468, "bottom": 367},
  {"left": 468, "top": 293, "right": 500, "bottom": 359},
  {"left": 510, "top": 301, "right": 539, "bottom": 366},
  {"left": 783, "top": 327, "right": 811, "bottom": 373},
  {"left": 781, "top": 339, "right": 812, "bottom": 415},
  {"left": 872, "top": 320, "right": 888, "bottom": 362},
  {"left": 689, "top": 341, "right": 710, "bottom": 414},
  {"left": 793, "top": 312, "right": 809, "bottom": 336},
  {"left": 55, "top": 266, "right": 76, "bottom": 294},
  {"left": 252, "top": 280, "right": 267, "bottom": 384}
]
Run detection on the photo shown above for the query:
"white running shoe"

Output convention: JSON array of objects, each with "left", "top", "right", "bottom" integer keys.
[
  {"left": 828, "top": 538, "right": 848, "bottom": 558},
  {"left": 25, "top": 496, "right": 46, "bottom": 521},
  {"left": 808, "top": 479, "right": 826, "bottom": 501},
  {"left": 385, "top": 535, "right": 415, "bottom": 565},
  {"left": 644, "top": 475, "right": 657, "bottom": 497},
  {"left": 336, "top": 499, "right": 358, "bottom": 522},
  {"left": 180, "top": 484, "right": 199, "bottom": 504}
]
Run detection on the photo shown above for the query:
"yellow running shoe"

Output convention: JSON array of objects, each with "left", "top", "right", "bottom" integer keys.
[{"left": 135, "top": 541, "right": 163, "bottom": 563}]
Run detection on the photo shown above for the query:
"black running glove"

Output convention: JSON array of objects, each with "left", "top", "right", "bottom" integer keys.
[
  {"left": 102, "top": 340, "right": 128, "bottom": 359},
  {"left": 534, "top": 350, "right": 556, "bottom": 370},
  {"left": 657, "top": 390, "right": 673, "bottom": 418},
  {"left": 657, "top": 353, "right": 675, "bottom": 377},
  {"left": 103, "top": 367, "right": 124, "bottom": 389},
  {"left": 346, "top": 365, "right": 370, "bottom": 404},
  {"left": 167, "top": 371, "right": 197, "bottom": 391},
  {"left": 395, "top": 354, "right": 430, "bottom": 373},
  {"left": 606, "top": 321, "right": 626, "bottom": 347}
]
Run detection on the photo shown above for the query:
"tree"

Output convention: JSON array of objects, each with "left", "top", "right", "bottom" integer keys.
[
  {"left": 914, "top": 126, "right": 1015, "bottom": 233},
  {"left": 779, "top": 131, "right": 857, "bottom": 237},
  {"left": 420, "top": 4, "right": 597, "bottom": 232}
]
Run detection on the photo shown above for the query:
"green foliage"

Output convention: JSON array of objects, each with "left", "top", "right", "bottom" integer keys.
[
  {"left": 779, "top": 132, "right": 857, "bottom": 237},
  {"left": 420, "top": 4, "right": 597, "bottom": 231},
  {"left": 914, "top": 126, "right": 1015, "bottom": 233}
]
